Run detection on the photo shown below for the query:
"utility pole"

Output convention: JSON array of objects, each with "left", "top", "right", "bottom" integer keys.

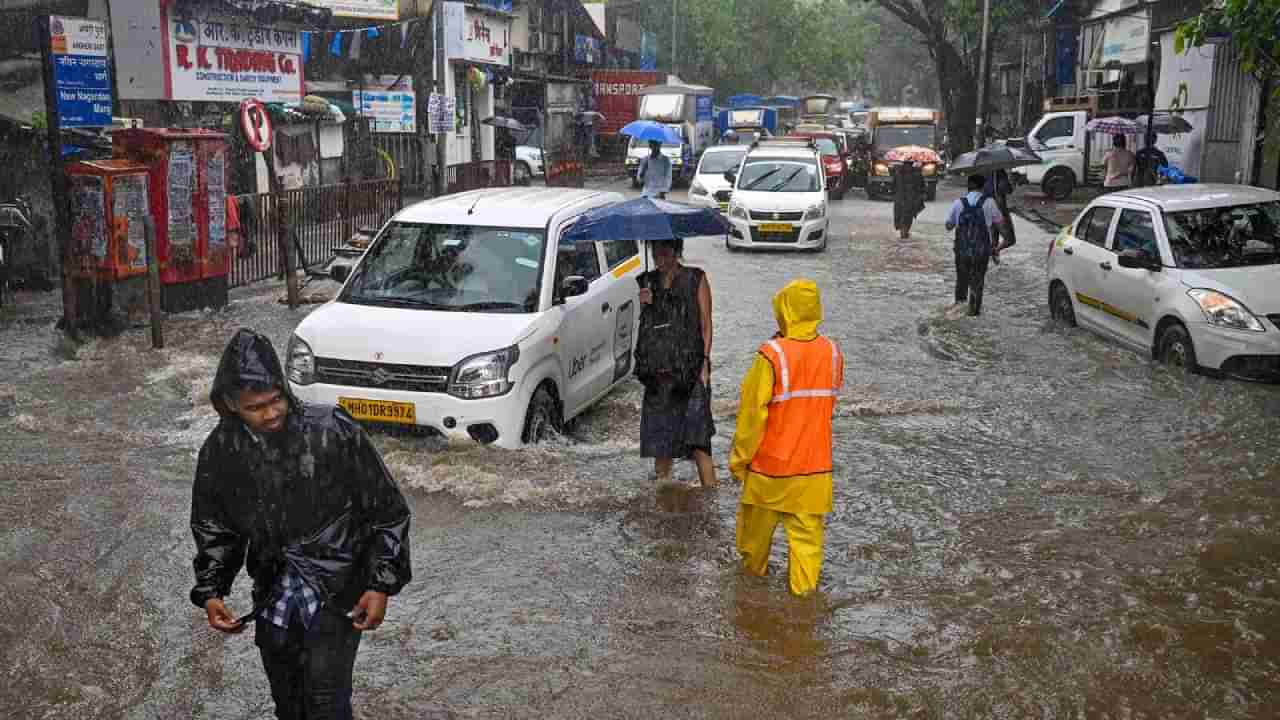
[
  {"left": 1017, "top": 36, "right": 1028, "bottom": 132},
  {"left": 434, "top": 0, "right": 448, "bottom": 196},
  {"left": 671, "top": 0, "right": 678, "bottom": 77},
  {"left": 976, "top": 0, "right": 992, "bottom": 148}
]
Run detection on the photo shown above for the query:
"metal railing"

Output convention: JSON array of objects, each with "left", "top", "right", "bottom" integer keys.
[
  {"left": 373, "top": 134, "right": 428, "bottom": 194},
  {"left": 444, "top": 160, "right": 513, "bottom": 195},
  {"left": 228, "top": 178, "right": 402, "bottom": 289}
]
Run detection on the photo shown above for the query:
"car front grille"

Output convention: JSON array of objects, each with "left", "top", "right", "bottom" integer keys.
[
  {"left": 749, "top": 227, "right": 801, "bottom": 244},
  {"left": 748, "top": 210, "right": 804, "bottom": 222},
  {"left": 314, "top": 357, "right": 451, "bottom": 393}
]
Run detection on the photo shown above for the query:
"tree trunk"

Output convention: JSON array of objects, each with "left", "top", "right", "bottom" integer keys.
[{"left": 933, "top": 36, "right": 977, "bottom": 154}]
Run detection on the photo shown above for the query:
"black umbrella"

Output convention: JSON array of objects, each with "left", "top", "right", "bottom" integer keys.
[
  {"left": 1137, "top": 113, "right": 1193, "bottom": 135},
  {"left": 482, "top": 116, "right": 527, "bottom": 132},
  {"left": 947, "top": 145, "right": 1042, "bottom": 175}
]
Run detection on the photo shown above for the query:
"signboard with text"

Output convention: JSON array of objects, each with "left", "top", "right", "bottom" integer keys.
[
  {"left": 309, "top": 0, "right": 399, "bottom": 20},
  {"left": 50, "top": 16, "right": 112, "bottom": 127},
  {"left": 354, "top": 89, "right": 417, "bottom": 133},
  {"left": 165, "top": 11, "right": 304, "bottom": 103},
  {"left": 443, "top": 2, "right": 511, "bottom": 66}
]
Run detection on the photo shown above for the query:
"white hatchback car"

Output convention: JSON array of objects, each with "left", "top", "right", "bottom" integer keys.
[
  {"left": 1047, "top": 184, "right": 1280, "bottom": 379},
  {"left": 286, "top": 188, "right": 644, "bottom": 447},
  {"left": 725, "top": 139, "right": 829, "bottom": 251},
  {"left": 688, "top": 145, "right": 748, "bottom": 212}
]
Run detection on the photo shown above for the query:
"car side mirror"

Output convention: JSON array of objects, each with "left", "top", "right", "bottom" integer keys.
[
  {"left": 331, "top": 264, "right": 351, "bottom": 283},
  {"left": 723, "top": 171, "right": 736, "bottom": 184},
  {"left": 561, "top": 275, "right": 589, "bottom": 299},
  {"left": 1118, "top": 248, "right": 1160, "bottom": 271}
]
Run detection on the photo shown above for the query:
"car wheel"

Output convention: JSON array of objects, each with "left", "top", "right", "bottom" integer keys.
[
  {"left": 521, "top": 385, "right": 562, "bottom": 444},
  {"left": 1049, "top": 281, "right": 1076, "bottom": 327},
  {"left": 1043, "top": 168, "right": 1075, "bottom": 201},
  {"left": 514, "top": 161, "right": 533, "bottom": 186},
  {"left": 1157, "top": 322, "right": 1199, "bottom": 373}
]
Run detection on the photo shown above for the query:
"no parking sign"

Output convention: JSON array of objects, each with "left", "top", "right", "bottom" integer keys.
[{"left": 239, "top": 99, "right": 273, "bottom": 153}]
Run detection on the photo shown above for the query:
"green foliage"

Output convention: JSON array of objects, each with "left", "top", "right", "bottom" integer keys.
[{"left": 1176, "top": 0, "right": 1280, "bottom": 90}]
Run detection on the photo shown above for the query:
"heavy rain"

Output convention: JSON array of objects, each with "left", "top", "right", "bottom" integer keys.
[{"left": 3, "top": 0, "right": 1280, "bottom": 718}]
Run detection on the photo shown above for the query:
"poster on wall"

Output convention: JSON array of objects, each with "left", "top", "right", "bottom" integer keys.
[
  {"left": 168, "top": 144, "right": 195, "bottom": 260},
  {"left": 112, "top": 174, "right": 150, "bottom": 270},
  {"left": 207, "top": 152, "right": 226, "bottom": 250},
  {"left": 70, "top": 176, "right": 105, "bottom": 258},
  {"left": 49, "top": 16, "right": 112, "bottom": 127},
  {"left": 354, "top": 89, "right": 417, "bottom": 133},
  {"left": 165, "top": 10, "right": 304, "bottom": 103},
  {"left": 428, "top": 94, "right": 456, "bottom": 134},
  {"left": 308, "top": 0, "right": 399, "bottom": 20}
]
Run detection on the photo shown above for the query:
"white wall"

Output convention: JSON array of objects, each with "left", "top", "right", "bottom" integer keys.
[{"left": 107, "top": 0, "right": 167, "bottom": 101}]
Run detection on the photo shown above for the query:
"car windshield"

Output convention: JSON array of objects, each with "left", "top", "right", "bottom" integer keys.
[
  {"left": 1164, "top": 201, "right": 1280, "bottom": 269},
  {"left": 629, "top": 135, "right": 680, "bottom": 152},
  {"left": 341, "top": 222, "right": 545, "bottom": 313},
  {"left": 738, "top": 157, "right": 821, "bottom": 192},
  {"left": 699, "top": 150, "right": 747, "bottom": 174},
  {"left": 874, "top": 125, "right": 935, "bottom": 151}
]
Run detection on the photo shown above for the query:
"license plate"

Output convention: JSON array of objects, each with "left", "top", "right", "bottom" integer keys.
[
  {"left": 760, "top": 222, "right": 792, "bottom": 233},
  {"left": 338, "top": 397, "right": 417, "bottom": 425}
]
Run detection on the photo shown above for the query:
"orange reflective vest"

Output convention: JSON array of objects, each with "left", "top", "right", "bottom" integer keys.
[{"left": 748, "top": 336, "right": 843, "bottom": 478}]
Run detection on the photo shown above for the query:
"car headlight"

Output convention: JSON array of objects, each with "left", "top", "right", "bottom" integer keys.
[
  {"left": 804, "top": 202, "right": 826, "bottom": 221},
  {"left": 1187, "top": 289, "right": 1265, "bottom": 332},
  {"left": 922, "top": 163, "right": 937, "bottom": 176},
  {"left": 729, "top": 203, "right": 749, "bottom": 220},
  {"left": 449, "top": 345, "right": 521, "bottom": 399},
  {"left": 286, "top": 335, "right": 315, "bottom": 385},
  {"left": 690, "top": 181, "right": 708, "bottom": 196},
  {"left": 874, "top": 162, "right": 890, "bottom": 176}
]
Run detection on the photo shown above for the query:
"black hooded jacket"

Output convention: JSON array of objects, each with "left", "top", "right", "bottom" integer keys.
[{"left": 190, "top": 330, "right": 412, "bottom": 612}]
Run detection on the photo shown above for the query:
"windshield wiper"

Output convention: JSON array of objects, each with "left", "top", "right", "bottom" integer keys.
[
  {"left": 768, "top": 167, "right": 806, "bottom": 191},
  {"left": 743, "top": 168, "right": 782, "bottom": 189},
  {"left": 454, "top": 301, "right": 526, "bottom": 312},
  {"left": 345, "top": 295, "right": 451, "bottom": 310}
]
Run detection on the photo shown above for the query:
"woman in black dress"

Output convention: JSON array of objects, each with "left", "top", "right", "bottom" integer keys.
[{"left": 636, "top": 238, "right": 717, "bottom": 488}]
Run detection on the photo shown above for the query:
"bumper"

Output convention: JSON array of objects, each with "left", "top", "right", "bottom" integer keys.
[
  {"left": 291, "top": 381, "right": 529, "bottom": 449},
  {"left": 1189, "top": 322, "right": 1280, "bottom": 380},
  {"left": 727, "top": 217, "right": 828, "bottom": 250}
]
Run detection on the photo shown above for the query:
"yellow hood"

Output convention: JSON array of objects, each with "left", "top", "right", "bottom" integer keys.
[{"left": 772, "top": 279, "right": 823, "bottom": 341}]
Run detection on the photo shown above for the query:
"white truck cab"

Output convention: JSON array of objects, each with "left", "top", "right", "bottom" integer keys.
[{"left": 286, "top": 188, "right": 643, "bottom": 449}]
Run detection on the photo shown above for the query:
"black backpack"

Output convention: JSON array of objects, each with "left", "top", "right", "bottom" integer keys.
[
  {"left": 634, "top": 269, "right": 704, "bottom": 395},
  {"left": 955, "top": 196, "right": 992, "bottom": 258}
]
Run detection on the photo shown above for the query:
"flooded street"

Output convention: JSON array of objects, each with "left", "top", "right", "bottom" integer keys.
[{"left": 4, "top": 180, "right": 1280, "bottom": 719}]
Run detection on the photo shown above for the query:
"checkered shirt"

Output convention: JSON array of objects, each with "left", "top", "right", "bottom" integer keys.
[{"left": 261, "top": 566, "right": 321, "bottom": 629}]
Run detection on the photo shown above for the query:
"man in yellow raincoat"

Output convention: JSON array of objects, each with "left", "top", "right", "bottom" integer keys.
[{"left": 730, "top": 280, "right": 844, "bottom": 596}]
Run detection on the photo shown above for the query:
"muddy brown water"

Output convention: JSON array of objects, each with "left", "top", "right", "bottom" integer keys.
[{"left": 2, "top": 185, "right": 1280, "bottom": 718}]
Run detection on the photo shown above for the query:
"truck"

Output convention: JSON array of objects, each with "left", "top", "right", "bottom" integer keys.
[
  {"left": 626, "top": 84, "right": 716, "bottom": 187},
  {"left": 1014, "top": 96, "right": 1128, "bottom": 201},
  {"left": 864, "top": 106, "right": 944, "bottom": 201},
  {"left": 721, "top": 106, "right": 778, "bottom": 139},
  {"left": 590, "top": 70, "right": 674, "bottom": 159},
  {"left": 799, "top": 94, "right": 840, "bottom": 125}
]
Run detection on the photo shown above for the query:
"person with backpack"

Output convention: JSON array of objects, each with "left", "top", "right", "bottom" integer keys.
[
  {"left": 636, "top": 238, "right": 717, "bottom": 488},
  {"left": 730, "top": 280, "right": 844, "bottom": 596},
  {"left": 946, "top": 174, "right": 1006, "bottom": 316}
]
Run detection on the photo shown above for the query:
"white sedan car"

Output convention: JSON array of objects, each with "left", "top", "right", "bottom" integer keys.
[
  {"left": 1047, "top": 184, "right": 1280, "bottom": 379},
  {"left": 688, "top": 145, "right": 748, "bottom": 212}
]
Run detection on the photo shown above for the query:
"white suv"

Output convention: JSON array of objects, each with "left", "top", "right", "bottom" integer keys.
[
  {"left": 725, "top": 139, "right": 828, "bottom": 251},
  {"left": 1047, "top": 183, "right": 1280, "bottom": 380}
]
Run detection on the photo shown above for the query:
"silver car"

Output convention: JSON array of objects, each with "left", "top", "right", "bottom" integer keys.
[{"left": 1047, "top": 184, "right": 1280, "bottom": 380}]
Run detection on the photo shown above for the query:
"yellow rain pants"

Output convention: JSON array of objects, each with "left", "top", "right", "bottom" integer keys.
[{"left": 736, "top": 504, "right": 826, "bottom": 596}]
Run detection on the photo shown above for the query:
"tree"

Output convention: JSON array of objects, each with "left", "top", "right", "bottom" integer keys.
[
  {"left": 862, "top": 0, "right": 1039, "bottom": 152},
  {"left": 1176, "top": 0, "right": 1280, "bottom": 98}
]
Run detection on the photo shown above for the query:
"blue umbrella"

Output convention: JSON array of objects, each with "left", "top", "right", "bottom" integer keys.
[
  {"left": 561, "top": 198, "right": 729, "bottom": 249},
  {"left": 619, "top": 120, "right": 683, "bottom": 145}
]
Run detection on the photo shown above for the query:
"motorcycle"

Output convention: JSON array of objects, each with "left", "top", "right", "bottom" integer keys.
[{"left": 0, "top": 196, "right": 33, "bottom": 308}]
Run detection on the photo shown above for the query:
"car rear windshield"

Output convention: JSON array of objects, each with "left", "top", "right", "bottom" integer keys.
[
  {"left": 699, "top": 150, "right": 747, "bottom": 174},
  {"left": 874, "top": 125, "right": 934, "bottom": 151},
  {"left": 341, "top": 222, "right": 545, "bottom": 313},
  {"left": 1163, "top": 201, "right": 1280, "bottom": 269},
  {"left": 738, "top": 157, "right": 821, "bottom": 192}
]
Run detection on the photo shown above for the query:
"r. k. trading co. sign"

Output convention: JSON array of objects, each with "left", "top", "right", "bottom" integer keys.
[
  {"left": 163, "top": 8, "right": 304, "bottom": 103},
  {"left": 50, "top": 16, "right": 112, "bottom": 127}
]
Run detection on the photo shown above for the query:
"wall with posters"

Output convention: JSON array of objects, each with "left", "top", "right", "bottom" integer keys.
[{"left": 309, "top": 0, "right": 401, "bottom": 20}]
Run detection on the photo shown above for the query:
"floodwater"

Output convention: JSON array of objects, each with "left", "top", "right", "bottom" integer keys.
[{"left": 3, "top": 181, "right": 1280, "bottom": 719}]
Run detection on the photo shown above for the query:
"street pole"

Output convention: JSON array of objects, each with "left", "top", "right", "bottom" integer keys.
[
  {"left": 671, "top": 0, "right": 678, "bottom": 77},
  {"left": 37, "top": 16, "right": 78, "bottom": 339},
  {"left": 435, "top": 1, "right": 448, "bottom": 196},
  {"left": 976, "top": 0, "right": 992, "bottom": 148},
  {"left": 1017, "top": 36, "right": 1028, "bottom": 132}
]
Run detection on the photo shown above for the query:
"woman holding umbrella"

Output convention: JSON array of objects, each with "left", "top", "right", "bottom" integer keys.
[
  {"left": 892, "top": 160, "right": 926, "bottom": 239},
  {"left": 637, "top": 237, "right": 716, "bottom": 488}
]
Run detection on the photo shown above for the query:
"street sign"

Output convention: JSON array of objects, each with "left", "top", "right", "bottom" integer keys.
[
  {"left": 354, "top": 89, "right": 417, "bottom": 133},
  {"left": 239, "top": 99, "right": 273, "bottom": 152},
  {"left": 49, "top": 16, "right": 112, "bottom": 127}
]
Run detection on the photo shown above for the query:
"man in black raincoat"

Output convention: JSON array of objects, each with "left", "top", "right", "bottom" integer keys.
[{"left": 190, "top": 329, "right": 412, "bottom": 719}]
